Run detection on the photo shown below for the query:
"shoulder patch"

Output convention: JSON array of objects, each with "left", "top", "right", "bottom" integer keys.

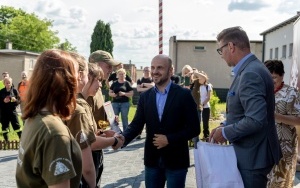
[{"left": 54, "top": 161, "right": 70, "bottom": 176}]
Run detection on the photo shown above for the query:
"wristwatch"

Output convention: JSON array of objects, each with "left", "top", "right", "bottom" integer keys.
[{"left": 112, "top": 137, "right": 118, "bottom": 147}]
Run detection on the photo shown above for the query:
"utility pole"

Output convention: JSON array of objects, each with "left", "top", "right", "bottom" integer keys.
[{"left": 159, "top": 0, "right": 163, "bottom": 54}]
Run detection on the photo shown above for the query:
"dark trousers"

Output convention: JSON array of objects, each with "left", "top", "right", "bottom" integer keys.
[
  {"left": 202, "top": 108, "right": 210, "bottom": 138},
  {"left": 1, "top": 111, "right": 21, "bottom": 141},
  {"left": 239, "top": 165, "right": 273, "bottom": 188}
]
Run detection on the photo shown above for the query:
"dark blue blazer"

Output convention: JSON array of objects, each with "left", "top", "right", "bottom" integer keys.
[{"left": 123, "top": 82, "right": 200, "bottom": 169}]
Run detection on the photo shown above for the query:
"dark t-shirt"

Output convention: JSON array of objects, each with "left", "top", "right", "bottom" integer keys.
[
  {"left": 108, "top": 72, "right": 132, "bottom": 83},
  {"left": 171, "top": 75, "right": 180, "bottom": 84},
  {"left": 110, "top": 81, "right": 133, "bottom": 103},
  {"left": 137, "top": 77, "right": 152, "bottom": 85}
]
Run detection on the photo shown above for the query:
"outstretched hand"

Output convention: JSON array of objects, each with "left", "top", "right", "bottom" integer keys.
[{"left": 112, "top": 134, "right": 125, "bottom": 150}]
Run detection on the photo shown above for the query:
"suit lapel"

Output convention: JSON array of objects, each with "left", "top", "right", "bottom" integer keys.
[
  {"left": 149, "top": 88, "right": 160, "bottom": 123},
  {"left": 229, "top": 54, "right": 257, "bottom": 91},
  {"left": 161, "top": 83, "right": 177, "bottom": 122}
]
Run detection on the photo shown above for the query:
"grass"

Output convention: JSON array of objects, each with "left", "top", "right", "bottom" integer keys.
[
  {"left": 127, "top": 102, "right": 226, "bottom": 139},
  {"left": 0, "top": 103, "right": 226, "bottom": 141}
]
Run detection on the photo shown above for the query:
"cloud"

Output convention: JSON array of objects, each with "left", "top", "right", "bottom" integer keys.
[
  {"left": 133, "top": 26, "right": 156, "bottom": 38},
  {"left": 228, "top": 0, "right": 269, "bottom": 12},
  {"left": 108, "top": 14, "right": 122, "bottom": 24},
  {"left": 69, "top": 6, "right": 86, "bottom": 22},
  {"left": 276, "top": 0, "right": 300, "bottom": 14},
  {"left": 35, "top": 0, "right": 64, "bottom": 16},
  {"left": 137, "top": 7, "right": 154, "bottom": 13}
]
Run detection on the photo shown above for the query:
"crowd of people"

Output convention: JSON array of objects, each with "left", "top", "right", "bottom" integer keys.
[{"left": 0, "top": 25, "right": 297, "bottom": 188}]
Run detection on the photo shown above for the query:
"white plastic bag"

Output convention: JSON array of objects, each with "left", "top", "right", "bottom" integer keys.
[{"left": 194, "top": 141, "right": 244, "bottom": 188}]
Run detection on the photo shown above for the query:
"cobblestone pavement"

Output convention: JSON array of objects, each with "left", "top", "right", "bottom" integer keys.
[{"left": 1, "top": 132, "right": 300, "bottom": 188}]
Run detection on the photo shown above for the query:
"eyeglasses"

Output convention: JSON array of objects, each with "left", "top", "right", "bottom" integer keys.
[{"left": 216, "top": 43, "right": 228, "bottom": 55}]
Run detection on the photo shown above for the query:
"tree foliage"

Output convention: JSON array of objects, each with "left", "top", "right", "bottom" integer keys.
[
  {"left": 0, "top": 6, "right": 66, "bottom": 52},
  {"left": 56, "top": 39, "right": 77, "bottom": 52},
  {"left": 90, "top": 20, "right": 114, "bottom": 55}
]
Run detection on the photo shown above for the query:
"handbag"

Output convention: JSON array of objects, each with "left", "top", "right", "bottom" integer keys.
[{"left": 194, "top": 141, "right": 244, "bottom": 188}]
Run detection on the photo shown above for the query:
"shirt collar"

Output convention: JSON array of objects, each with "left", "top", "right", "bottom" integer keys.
[
  {"left": 232, "top": 53, "right": 253, "bottom": 76},
  {"left": 154, "top": 80, "right": 172, "bottom": 94}
]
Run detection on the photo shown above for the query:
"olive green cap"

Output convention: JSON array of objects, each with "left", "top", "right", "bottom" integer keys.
[{"left": 88, "top": 50, "right": 119, "bottom": 66}]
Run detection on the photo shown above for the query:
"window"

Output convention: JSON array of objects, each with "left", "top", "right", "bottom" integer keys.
[
  {"left": 194, "top": 46, "right": 205, "bottom": 51},
  {"left": 269, "top": 48, "right": 273, "bottom": 59},
  {"left": 282, "top": 45, "right": 286, "bottom": 58},
  {"left": 289, "top": 43, "right": 293, "bottom": 57},
  {"left": 275, "top": 47, "right": 278, "bottom": 59},
  {"left": 29, "top": 59, "right": 36, "bottom": 70}
]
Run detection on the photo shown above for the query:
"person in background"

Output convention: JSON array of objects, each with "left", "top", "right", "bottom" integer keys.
[
  {"left": 189, "top": 69, "right": 201, "bottom": 147},
  {"left": 118, "top": 54, "right": 200, "bottom": 188},
  {"left": 0, "top": 72, "right": 9, "bottom": 128},
  {"left": 136, "top": 66, "right": 154, "bottom": 139},
  {"left": 264, "top": 60, "right": 300, "bottom": 188},
  {"left": 87, "top": 50, "right": 120, "bottom": 185},
  {"left": 0, "top": 77, "right": 21, "bottom": 142},
  {"left": 16, "top": 49, "right": 82, "bottom": 188},
  {"left": 181, "top": 65, "right": 193, "bottom": 89},
  {"left": 210, "top": 26, "right": 282, "bottom": 188},
  {"left": 18, "top": 71, "right": 29, "bottom": 124},
  {"left": 109, "top": 68, "right": 134, "bottom": 131},
  {"left": 170, "top": 65, "right": 181, "bottom": 84},
  {"left": 0, "top": 72, "right": 9, "bottom": 90},
  {"left": 197, "top": 71, "right": 212, "bottom": 140},
  {"left": 107, "top": 62, "right": 133, "bottom": 87},
  {"left": 137, "top": 66, "right": 154, "bottom": 93}
]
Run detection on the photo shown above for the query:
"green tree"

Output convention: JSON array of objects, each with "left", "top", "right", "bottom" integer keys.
[
  {"left": 0, "top": 14, "right": 59, "bottom": 52},
  {"left": 90, "top": 20, "right": 114, "bottom": 55},
  {"left": 57, "top": 39, "right": 77, "bottom": 52},
  {"left": 0, "top": 6, "right": 76, "bottom": 53}
]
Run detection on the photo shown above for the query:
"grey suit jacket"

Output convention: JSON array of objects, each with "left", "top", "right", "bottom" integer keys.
[{"left": 224, "top": 54, "right": 282, "bottom": 170}]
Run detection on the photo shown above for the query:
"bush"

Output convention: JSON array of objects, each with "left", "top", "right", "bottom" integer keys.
[{"left": 210, "top": 91, "right": 220, "bottom": 119}]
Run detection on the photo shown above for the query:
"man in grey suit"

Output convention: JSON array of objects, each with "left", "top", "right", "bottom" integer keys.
[{"left": 210, "top": 26, "right": 282, "bottom": 188}]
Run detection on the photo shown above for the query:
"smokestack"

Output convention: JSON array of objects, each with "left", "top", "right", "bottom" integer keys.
[{"left": 6, "top": 41, "right": 12, "bottom": 50}]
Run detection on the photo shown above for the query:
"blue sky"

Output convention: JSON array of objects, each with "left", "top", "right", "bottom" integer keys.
[{"left": 1, "top": 0, "right": 299, "bottom": 68}]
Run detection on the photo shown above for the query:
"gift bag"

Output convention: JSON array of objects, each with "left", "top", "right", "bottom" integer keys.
[{"left": 194, "top": 141, "right": 244, "bottom": 188}]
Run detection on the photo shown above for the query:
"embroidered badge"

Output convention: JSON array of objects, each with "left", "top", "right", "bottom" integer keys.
[
  {"left": 80, "top": 131, "right": 87, "bottom": 143},
  {"left": 54, "top": 161, "right": 70, "bottom": 176}
]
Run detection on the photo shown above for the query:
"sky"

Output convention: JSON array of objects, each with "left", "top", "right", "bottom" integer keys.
[{"left": 1, "top": 0, "right": 299, "bottom": 68}]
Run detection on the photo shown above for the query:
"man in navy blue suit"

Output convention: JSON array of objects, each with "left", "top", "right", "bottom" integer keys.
[{"left": 119, "top": 54, "right": 200, "bottom": 188}]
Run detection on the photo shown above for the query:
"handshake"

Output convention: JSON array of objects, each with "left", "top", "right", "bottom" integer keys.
[{"left": 96, "top": 129, "right": 125, "bottom": 150}]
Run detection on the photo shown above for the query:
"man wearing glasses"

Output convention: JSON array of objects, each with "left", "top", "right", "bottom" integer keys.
[{"left": 210, "top": 26, "right": 282, "bottom": 188}]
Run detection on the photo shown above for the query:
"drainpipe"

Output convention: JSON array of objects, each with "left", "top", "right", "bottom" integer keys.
[{"left": 261, "top": 34, "right": 265, "bottom": 62}]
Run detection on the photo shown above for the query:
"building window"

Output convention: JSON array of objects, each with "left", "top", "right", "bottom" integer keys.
[
  {"left": 289, "top": 43, "right": 293, "bottom": 57},
  {"left": 275, "top": 47, "right": 278, "bottom": 59},
  {"left": 29, "top": 59, "right": 36, "bottom": 70},
  {"left": 282, "top": 45, "right": 286, "bottom": 59},
  {"left": 270, "top": 48, "right": 273, "bottom": 59},
  {"left": 194, "top": 46, "right": 205, "bottom": 51}
]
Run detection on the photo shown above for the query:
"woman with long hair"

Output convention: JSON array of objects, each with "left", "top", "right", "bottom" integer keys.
[{"left": 16, "top": 49, "right": 82, "bottom": 188}]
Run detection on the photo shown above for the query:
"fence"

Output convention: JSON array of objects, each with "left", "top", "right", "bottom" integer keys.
[{"left": 0, "top": 140, "right": 19, "bottom": 150}]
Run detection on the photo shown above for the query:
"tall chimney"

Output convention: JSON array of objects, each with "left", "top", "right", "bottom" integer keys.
[{"left": 6, "top": 41, "right": 12, "bottom": 50}]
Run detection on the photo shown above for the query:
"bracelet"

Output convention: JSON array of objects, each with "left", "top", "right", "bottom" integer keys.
[{"left": 112, "top": 137, "right": 118, "bottom": 147}]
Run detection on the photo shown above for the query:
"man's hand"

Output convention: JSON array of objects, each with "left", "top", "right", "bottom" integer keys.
[
  {"left": 112, "top": 134, "right": 125, "bottom": 150},
  {"left": 210, "top": 128, "right": 226, "bottom": 144},
  {"left": 153, "top": 134, "right": 168, "bottom": 149}
]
